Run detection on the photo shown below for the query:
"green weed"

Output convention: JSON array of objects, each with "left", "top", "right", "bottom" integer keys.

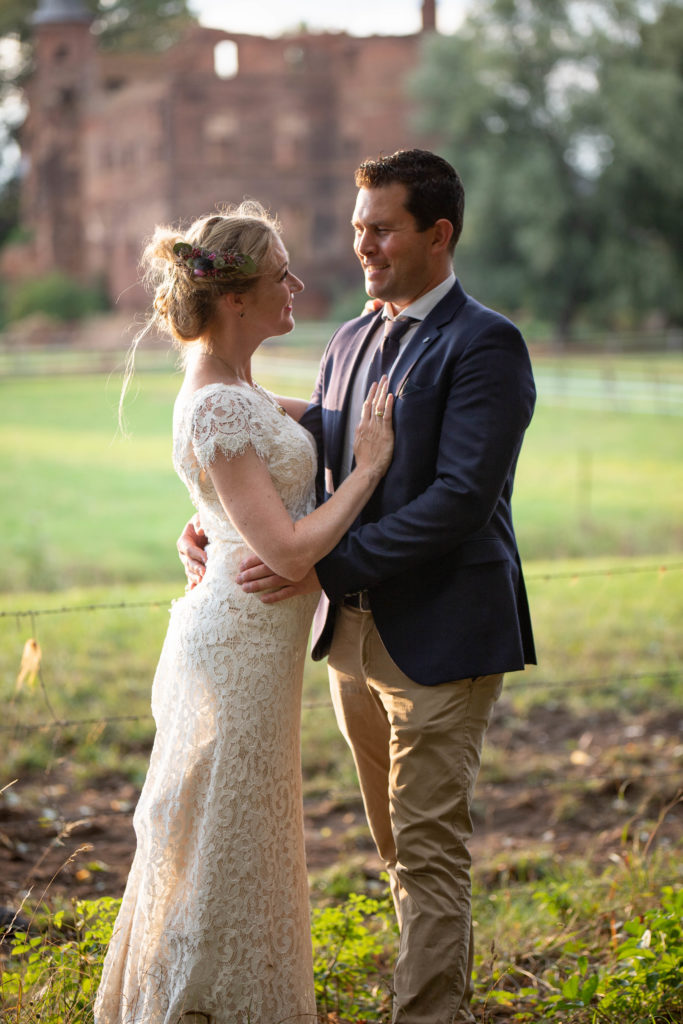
[
  {"left": 1, "top": 898, "right": 119, "bottom": 1024},
  {"left": 476, "top": 840, "right": 683, "bottom": 1024},
  {"left": 312, "top": 892, "right": 397, "bottom": 1020},
  {"left": 1, "top": 893, "right": 397, "bottom": 1024},
  {"left": 2, "top": 851, "right": 681, "bottom": 1023},
  {"left": 539, "top": 886, "right": 683, "bottom": 1022}
]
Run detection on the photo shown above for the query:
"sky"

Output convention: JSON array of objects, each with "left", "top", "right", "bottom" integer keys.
[{"left": 189, "top": 0, "right": 471, "bottom": 37}]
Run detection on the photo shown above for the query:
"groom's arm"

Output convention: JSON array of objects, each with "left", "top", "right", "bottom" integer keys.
[
  {"left": 316, "top": 322, "right": 535, "bottom": 599},
  {"left": 236, "top": 558, "right": 321, "bottom": 600},
  {"left": 240, "top": 320, "right": 534, "bottom": 604}
]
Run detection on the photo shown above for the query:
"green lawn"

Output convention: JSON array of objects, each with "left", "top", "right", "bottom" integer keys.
[
  {"left": 2, "top": 347, "right": 682, "bottom": 770},
  {"left": 2, "top": 555, "right": 681, "bottom": 788},
  {"left": 2, "top": 348, "right": 682, "bottom": 591}
]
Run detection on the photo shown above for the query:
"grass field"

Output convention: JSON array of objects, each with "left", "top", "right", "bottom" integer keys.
[
  {"left": 2, "top": 344, "right": 682, "bottom": 592},
  {"left": 1, "top": 556, "right": 681, "bottom": 785},
  {"left": 2, "top": 345, "right": 682, "bottom": 780},
  {"left": 2, "top": 345, "right": 681, "bottom": 775},
  {"left": 2, "top": 344, "right": 682, "bottom": 1022},
  {"left": 2, "top": 345, "right": 681, "bottom": 797}
]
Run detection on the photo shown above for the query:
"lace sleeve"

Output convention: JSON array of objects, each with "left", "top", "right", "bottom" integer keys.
[{"left": 190, "top": 385, "right": 267, "bottom": 471}]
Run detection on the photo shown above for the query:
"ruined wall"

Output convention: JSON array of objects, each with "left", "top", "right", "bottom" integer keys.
[{"left": 22, "top": 21, "right": 430, "bottom": 314}]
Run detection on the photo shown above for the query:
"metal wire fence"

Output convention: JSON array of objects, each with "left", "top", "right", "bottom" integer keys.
[{"left": 1, "top": 561, "right": 681, "bottom": 891}]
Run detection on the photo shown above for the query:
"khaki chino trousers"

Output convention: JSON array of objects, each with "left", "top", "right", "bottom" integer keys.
[{"left": 328, "top": 606, "right": 503, "bottom": 1024}]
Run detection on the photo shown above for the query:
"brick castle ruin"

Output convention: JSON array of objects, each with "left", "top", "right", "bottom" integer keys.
[{"left": 17, "top": 0, "right": 441, "bottom": 316}]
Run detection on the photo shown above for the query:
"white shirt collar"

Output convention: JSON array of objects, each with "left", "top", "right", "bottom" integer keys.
[{"left": 383, "top": 272, "right": 456, "bottom": 323}]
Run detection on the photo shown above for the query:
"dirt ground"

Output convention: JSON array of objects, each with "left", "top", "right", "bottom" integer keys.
[{"left": 1, "top": 702, "right": 681, "bottom": 912}]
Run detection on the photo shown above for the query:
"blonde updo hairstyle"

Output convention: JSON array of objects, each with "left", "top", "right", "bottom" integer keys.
[
  {"left": 119, "top": 200, "right": 280, "bottom": 429},
  {"left": 145, "top": 200, "right": 281, "bottom": 345}
]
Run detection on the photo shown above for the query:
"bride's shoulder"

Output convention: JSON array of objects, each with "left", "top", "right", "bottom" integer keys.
[{"left": 179, "top": 379, "right": 255, "bottom": 417}]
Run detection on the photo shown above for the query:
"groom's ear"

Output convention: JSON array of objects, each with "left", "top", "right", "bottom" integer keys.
[{"left": 431, "top": 218, "right": 454, "bottom": 254}]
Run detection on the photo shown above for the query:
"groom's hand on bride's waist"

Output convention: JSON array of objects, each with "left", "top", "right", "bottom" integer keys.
[
  {"left": 177, "top": 515, "right": 208, "bottom": 589},
  {"left": 236, "top": 555, "right": 321, "bottom": 604}
]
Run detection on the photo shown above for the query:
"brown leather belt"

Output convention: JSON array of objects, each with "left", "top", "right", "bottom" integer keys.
[{"left": 342, "top": 590, "right": 371, "bottom": 611}]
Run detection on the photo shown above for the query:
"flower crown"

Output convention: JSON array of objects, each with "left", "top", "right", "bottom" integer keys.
[{"left": 173, "top": 241, "right": 257, "bottom": 280}]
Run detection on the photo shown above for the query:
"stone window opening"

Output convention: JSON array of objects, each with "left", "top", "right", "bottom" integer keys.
[{"left": 214, "top": 40, "right": 238, "bottom": 80}]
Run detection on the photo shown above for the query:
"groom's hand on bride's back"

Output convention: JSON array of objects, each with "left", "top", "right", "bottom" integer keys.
[
  {"left": 177, "top": 519, "right": 320, "bottom": 602},
  {"left": 177, "top": 515, "right": 208, "bottom": 589},
  {"left": 236, "top": 554, "right": 321, "bottom": 604}
]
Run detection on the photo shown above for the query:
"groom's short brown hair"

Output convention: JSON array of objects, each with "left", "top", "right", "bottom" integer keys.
[{"left": 355, "top": 149, "right": 464, "bottom": 251}]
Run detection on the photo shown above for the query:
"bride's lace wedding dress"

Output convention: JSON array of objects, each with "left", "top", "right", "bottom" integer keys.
[{"left": 95, "top": 382, "right": 320, "bottom": 1024}]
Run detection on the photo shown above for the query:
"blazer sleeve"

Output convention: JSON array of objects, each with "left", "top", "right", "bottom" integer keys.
[
  {"left": 298, "top": 356, "right": 325, "bottom": 505},
  {"left": 315, "top": 319, "right": 536, "bottom": 601}
]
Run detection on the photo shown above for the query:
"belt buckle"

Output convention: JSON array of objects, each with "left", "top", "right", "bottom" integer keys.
[{"left": 344, "top": 589, "right": 370, "bottom": 611}]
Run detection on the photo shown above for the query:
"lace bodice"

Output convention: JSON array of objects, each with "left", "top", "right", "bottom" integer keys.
[{"left": 173, "top": 381, "right": 318, "bottom": 544}]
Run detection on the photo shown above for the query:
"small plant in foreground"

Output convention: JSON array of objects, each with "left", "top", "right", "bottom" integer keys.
[
  {"left": 595, "top": 884, "right": 681, "bottom": 1022},
  {"left": 2, "top": 866, "right": 680, "bottom": 1023},
  {"left": 311, "top": 891, "right": 396, "bottom": 1021},
  {"left": 522, "top": 884, "right": 683, "bottom": 1023},
  {"left": 2, "top": 892, "right": 397, "bottom": 1024},
  {"left": 1, "top": 897, "right": 119, "bottom": 1023}
]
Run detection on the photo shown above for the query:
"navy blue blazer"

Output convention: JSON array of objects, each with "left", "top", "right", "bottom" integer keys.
[{"left": 300, "top": 279, "right": 537, "bottom": 685}]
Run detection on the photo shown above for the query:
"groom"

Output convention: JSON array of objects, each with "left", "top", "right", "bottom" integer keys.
[{"left": 182, "top": 149, "right": 536, "bottom": 1023}]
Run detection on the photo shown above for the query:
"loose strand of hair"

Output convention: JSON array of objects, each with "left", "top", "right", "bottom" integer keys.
[{"left": 118, "top": 317, "right": 154, "bottom": 436}]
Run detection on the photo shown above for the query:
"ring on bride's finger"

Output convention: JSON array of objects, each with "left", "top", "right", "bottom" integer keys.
[{"left": 375, "top": 410, "right": 384, "bottom": 418}]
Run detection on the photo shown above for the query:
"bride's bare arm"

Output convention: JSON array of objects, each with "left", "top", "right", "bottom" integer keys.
[
  {"left": 271, "top": 395, "right": 310, "bottom": 420},
  {"left": 206, "top": 381, "right": 393, "bottom": 582}
]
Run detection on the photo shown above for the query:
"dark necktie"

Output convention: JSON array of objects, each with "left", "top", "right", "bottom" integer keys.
[{"left": 365, "top": 316, "right": 418, "bottom": 392}]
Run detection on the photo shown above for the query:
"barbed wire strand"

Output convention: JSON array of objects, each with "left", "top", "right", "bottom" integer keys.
[
  {"left": 1, "top": 562, "right": 681, "bottom": 621},
  {"left": 1, "top": 566, "right": 680, "bottom": 861},
  {"left": 1, "top": 671, "right": 681, "bottom": 739},
  {"left": 5, "top": 667, "right": 683, "bottom": 724},
  {"left": 0, "top": 600, "right": 167, "bottom": 621}
]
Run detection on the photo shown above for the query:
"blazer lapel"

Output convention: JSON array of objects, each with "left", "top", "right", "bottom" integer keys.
[
  {"left": 326, "top": 310, "right": 384, "bottom": 484},
  {"left": 392, "top": 322, "right": 438, "bottom": 397},
  {"left": 393, "top": 280, "right": 468, "bottom": 397}
]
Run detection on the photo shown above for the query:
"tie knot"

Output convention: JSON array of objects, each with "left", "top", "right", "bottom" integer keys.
[
  {"left": 365, "top": 315, "right": 419, "bottom": 390},
  {"left": 383, "top": 315, "right": 418, "bottom": 341}
]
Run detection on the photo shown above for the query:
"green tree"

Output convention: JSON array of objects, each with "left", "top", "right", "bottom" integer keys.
[
  {"left": 0, "top": 0, "right": 195, "bottom": 50},
  {"left": 591, "top": 3, "right": 683, "bottom": 327},
  {"left": 413, "top": 0, "right": 683, "bottom": 340},
  {"left": 0, "top": 0, "right": 197, "bottom": 241},
  {"left": 0, "top": 172, "right": 20, "bottom": 245}
]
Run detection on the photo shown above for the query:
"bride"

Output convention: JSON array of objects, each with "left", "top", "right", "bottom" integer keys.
[{"left": 94, "top": 202, "right": 394, "bottom": 1024}]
